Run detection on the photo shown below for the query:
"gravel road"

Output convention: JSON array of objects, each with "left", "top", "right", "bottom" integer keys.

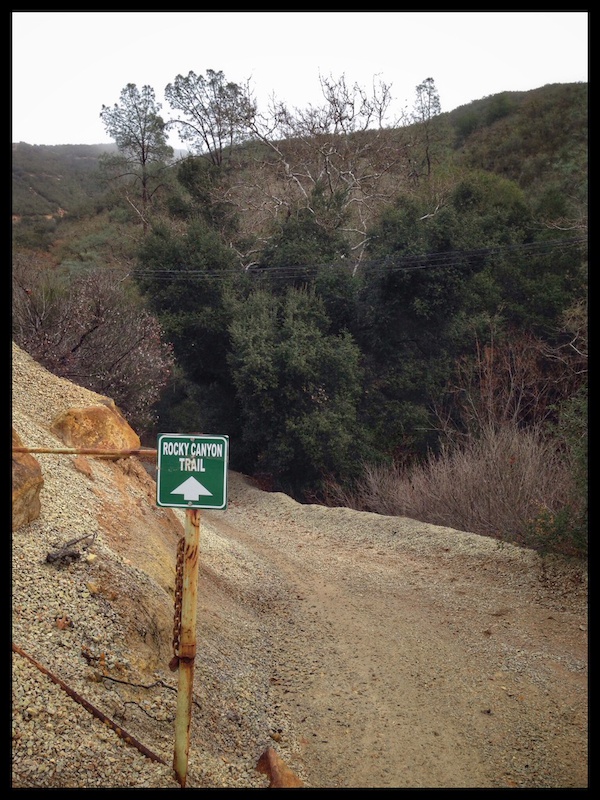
[
  {"left": 12, "top": 342, "right": 588, "bottom": 788},
  {"left": 207, "top": 478, "right": 588, "bottom": 788}
]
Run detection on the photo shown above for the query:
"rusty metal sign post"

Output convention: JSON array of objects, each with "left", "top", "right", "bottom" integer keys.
[
  {"left": 173, "top": 508, "right": 201, "bottom": 787},
  {"left": 156, "top": 433, "right": 229, "bottom": 787}
]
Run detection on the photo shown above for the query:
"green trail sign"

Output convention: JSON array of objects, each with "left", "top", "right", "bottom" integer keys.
[{"left": 156, "top": 434, "right": 229, "bottom": 510}]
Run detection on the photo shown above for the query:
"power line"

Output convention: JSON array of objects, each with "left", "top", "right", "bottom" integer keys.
[{"left": 131, "top": 236, "right": 586, "bottom": 282}]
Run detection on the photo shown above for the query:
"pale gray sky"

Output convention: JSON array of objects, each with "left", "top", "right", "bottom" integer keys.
[{"left": 11, "top": 11, "right": 589, "bottom": 148}]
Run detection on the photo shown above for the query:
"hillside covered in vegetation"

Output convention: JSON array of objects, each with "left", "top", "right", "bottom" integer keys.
[{"left": 12, "top": 77, "right": 587, "bottom": 557}]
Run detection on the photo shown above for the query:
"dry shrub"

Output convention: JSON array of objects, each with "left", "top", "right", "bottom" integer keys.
[
  {"left": 324, "top": 320, "right": 586, "bottom": 558},
  {"left": 334, "top": 422, "right": 578, "bottom": 552}
]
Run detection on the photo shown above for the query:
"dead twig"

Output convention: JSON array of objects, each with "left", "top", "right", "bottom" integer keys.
[{"left": 46, "top": 532, "right": 96, "bottom": 566}]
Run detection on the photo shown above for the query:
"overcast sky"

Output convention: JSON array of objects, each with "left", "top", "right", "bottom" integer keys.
[{"left": 11, "top": 11, "right": 589, "bottom": 149}]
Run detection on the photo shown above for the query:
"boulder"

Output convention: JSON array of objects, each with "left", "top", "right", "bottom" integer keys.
[
  {"left": 256, "top": 747, "right": 304, "bottom": 788},
  {"left": 50, "top": 401, "right": 140, "bottom": 457},
  {"left": 12, "top": 428, "right": 44, "bottom": 531}
]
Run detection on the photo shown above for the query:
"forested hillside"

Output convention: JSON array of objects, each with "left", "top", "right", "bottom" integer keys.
[
  {"left": 12, "top": 83, "right": 587, "bottom": 230},
  {"left": 12, "top": 143, "right": 114, "bottom": 219},
  {"left": 12, "top": 78, "right": 587, "bottom": 558}
]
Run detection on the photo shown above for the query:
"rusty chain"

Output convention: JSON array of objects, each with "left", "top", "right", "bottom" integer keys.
[{"left": 169, "top": 537, "right": 185, "bottom": 671}]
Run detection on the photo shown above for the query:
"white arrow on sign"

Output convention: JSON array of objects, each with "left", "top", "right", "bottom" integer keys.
[{"left": 171, "top": 476, "right": 213, "bottom": 501}]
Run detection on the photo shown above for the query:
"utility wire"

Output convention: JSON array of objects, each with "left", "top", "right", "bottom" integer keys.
[{"left": 131, "top": 236, "right": 586, "bottom": 282}]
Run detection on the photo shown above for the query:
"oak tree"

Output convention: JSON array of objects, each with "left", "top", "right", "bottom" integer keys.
[{"left": 164, "top": 69, "right": 256, "bottom": 167}]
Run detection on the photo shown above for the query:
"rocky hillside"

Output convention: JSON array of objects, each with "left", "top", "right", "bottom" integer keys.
[{"left": 11, "top": 342, "right": 280, "bottom": 788}]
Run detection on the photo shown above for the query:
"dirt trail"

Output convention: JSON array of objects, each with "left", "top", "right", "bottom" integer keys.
[{"left": 200, "top": 473, "right": 588, "bottom": 789}]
